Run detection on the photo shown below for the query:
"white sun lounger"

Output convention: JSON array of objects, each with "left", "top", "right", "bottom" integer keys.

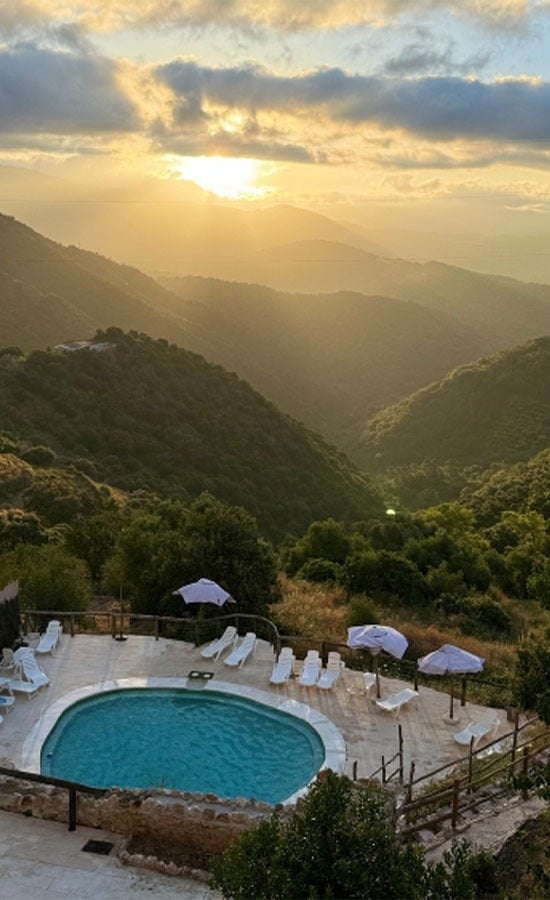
[
  {"left": 200, "top": 626, "right": 238, "bottom": 660},
  {"left": 36, "top": 631, "right": 59, "bottom": 655},
  {"left": 7, "top": 678, "right": 42, "bottom": 700},
  {"left": 13, "top": 654, "right": 49, "bottom": 688},
  {"left": 317, "top": 652, "right": 344, "bottom": 690},
  {"left": 298, "top": 656, "right": 321, "bottom": 687},
  {"left": 224, "top": 632, "right": 257, "bottom": 668},
  {"left": 454, "top": 716, "right": 500, "bottom": 749},
  {"left": 375, "top": 688, "right": 419, "bottom": 716},
  {"left": 269, "top": 648, "right": 295, "bottom": 685}
]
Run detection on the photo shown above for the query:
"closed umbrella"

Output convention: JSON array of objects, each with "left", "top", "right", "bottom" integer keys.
[
  {"left": 347, "top": 624, "right": 408, "bottom": 698},
  {"left": 418, "top": 643, "right": 484, "bottom": 721}
]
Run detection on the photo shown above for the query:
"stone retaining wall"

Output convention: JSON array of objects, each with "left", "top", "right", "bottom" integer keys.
[{"left": 0, "top": 769, "right": 279, "bottom": 869}]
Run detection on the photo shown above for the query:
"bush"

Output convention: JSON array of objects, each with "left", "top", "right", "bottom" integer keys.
[
  {"left": 297, "top": 557, "right": 343, "bottom": 584},
  {"left": 346, "top": 594, "right": 380, "bottom": 628},
  {"left": 210, "top": 772, "right": 489, "bottom": 900}
]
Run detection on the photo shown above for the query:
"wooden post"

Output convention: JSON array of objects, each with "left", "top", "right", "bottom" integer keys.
[
  {"left": 413, "top": 671, "right": 418, "bottom": 691},
  {"left": 398, "top": 724, "right": 404, "bottom": 784},
  {"left": 321, "top": 641, "right": 328, "bottom": 667},
  {"left": 352, "top": 760, "right": 358, "bottom": 781},
  {"left": 461, "top": 677, "right": 467, "bottom": 707},
  {"left": 407, "top": 761, "right": 416, "bottom": 804},
  {"left": 111, "top": 613, "right": 117, "bottom": 639},
  {"left": 468, "top": 735, "right": 475, "bottom": 790},
  {"left": 451, "top": 779, "right": 460, "bottom": 829},
  {"left": 154, "top": 616, "right": 159, "bottom": 640},
  {"left": 381, "top": 755, "right": 386, "bottom": 783},
  {"left": 68, "top": 788, "right": 77, "bottom": 831},
  {"left": 509, "top": 713, "right": 520, "bottom": 778},
  {"left": 70, "top": 615, "right": 75, "bottom": 637},
  {"left": 521, "top": 745, "right": 530, "bottom": 800}
]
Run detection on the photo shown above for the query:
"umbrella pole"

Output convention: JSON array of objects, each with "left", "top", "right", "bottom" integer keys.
[
  {"left": 449, "top": 679, "right": 455, "bottom": 720},
  {"left": 374, "top": 653, "right": 381, "bottom": 699}
]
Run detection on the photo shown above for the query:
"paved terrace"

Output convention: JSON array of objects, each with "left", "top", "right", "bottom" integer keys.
[
  {"left": 1, "top": 631, "right": 506, "bottom": 783},
  {"left": 0, "top": 632, "right": 509, "bottom": 898}
]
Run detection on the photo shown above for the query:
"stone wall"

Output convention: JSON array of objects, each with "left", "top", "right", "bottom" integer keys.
[{"left": 0, "top": 768, "right": 281, "bottom": 871}]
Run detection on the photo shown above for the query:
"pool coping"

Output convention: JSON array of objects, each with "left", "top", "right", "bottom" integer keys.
[{"left": 21, "top": 676, "right": 347, "bottom": 805}]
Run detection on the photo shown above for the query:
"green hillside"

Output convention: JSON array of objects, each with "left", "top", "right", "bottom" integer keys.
[
  {"left": 0, "top": 213, "right": 485, "bottom": 450},
  {"left": 0, "top": 213, "right": 195, "bottom": 352},
  {"left": 359, "top": 336, "right": 550, "bottom": 470},
  {"left": 159, "top": 276, "right": 484, "bottom": 445},
  {"left": 178, "top": 239, "right": 550, "bottom": 353},
  {"left": 0, "top": 330, "right": 383, "bottom": 539},
  {"left": 460, "top": 447, "right": 550, "bottom": 526}
]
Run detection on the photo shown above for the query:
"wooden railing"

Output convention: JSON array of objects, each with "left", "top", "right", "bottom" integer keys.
[
  {"left": 0, "top": 763, "right": 107, "bottom": 831},
  {"left": 20, "top": 609, "right": 282, "bottom": 653},
  {"left": 396, "top": 719, "right": 549, "bottom": 835}
]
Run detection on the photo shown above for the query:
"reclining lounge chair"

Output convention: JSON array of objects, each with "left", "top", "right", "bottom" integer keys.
[
  {"left": 200, "top": 626, "right": 238, "bottom": 661},
  {"left": 317, "top": 651, "right": 344, "bottom": 690},
  {"left": 454, "top": 716, "right": 500, "bottom": 749},
  {"left": 269, "top": 647, "right": 295, "bottom": 685},
  {"left": 375, "top": 688, "right": 419, "bottom": 717},
  {"left": 224, "top": 632, "right": 257, "bottom": 668}
]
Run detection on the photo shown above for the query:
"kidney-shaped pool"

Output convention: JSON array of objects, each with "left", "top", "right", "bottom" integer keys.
[{"left": 40, "top": 687, "right": 327, "bottom": 804}]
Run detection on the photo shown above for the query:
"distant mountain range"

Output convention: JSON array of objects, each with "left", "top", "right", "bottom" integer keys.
[
  {"left": 359, "top": 336, "right": 550, "bottom": 471},
  {"left": 0, "top": 330, "right": 383, "bottom": 540},
  {"left": 170, "top": 238, "right": 550, "bottom": 355},
  {"left": 4, "top": 212, "right": 550, "bottom": 459}
]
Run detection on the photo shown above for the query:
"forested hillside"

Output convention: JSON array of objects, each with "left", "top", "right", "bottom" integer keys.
[
  {"left": 359, "top": 337, "right": 550, "bottom": 471},
  {"left": 160, "top": 240, "right": 550, "bottom": 353},
  {"left": 158, "top": 277, "right": 483, "bottom": 443},
  {"left": 0, "top": 213, "right": 196, "bottom": 351},
  {"left": 0, "top": 330, "right": 382, "bottom": 539}
]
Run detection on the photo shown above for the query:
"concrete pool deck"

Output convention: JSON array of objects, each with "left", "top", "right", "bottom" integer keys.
[
  {"left": 0, "top": 631, "right": 508, "bottom": 896},
  {"left": 1, "top": 631, "right": 506, "bottom": 781}
]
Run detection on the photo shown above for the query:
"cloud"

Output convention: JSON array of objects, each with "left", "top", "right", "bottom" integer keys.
[
  {"left": 382, "top": 38, "right": 492, "bottom": 76},
  {"left": 0, "top": 44, "right": 140, "bottom": 135},
  {"left": 0, "top": 1, "right": 537, "bottom": 35},
  {"left": 155, "top": 60, "right": 550, "bottom": 144}
]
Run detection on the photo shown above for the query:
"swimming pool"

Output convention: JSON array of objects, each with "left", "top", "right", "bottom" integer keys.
[{"left": 40, "top": 687, "right": 326, "bottom": 804}]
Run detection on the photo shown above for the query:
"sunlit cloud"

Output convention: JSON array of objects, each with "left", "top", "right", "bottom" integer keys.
[
  {"left": 155, "top": 60, "right": 550, "bottom": 145},
  {"left": 0, "top": 1, "right": 540, "bottom": 37}
]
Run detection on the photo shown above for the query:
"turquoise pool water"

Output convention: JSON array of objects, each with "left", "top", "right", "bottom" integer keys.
[{"left": 40, "top": 688, "right": 325, "bottom": 804}]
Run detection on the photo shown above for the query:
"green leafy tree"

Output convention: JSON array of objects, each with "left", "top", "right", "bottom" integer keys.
[
  {"left": 282, "top": 518, "right": 351, "bottom": 576},
  {"left": 179, "top": 493, "right": 278, "bottom": 616},
  {"left": 65, "top": 509, "right": 122, "bottom": 582},
  {"left": 211, "top": 772, "right": 488, "bottom": 900},
  {"left": 0, "top": 544, "right": 91, "bottom": 612},
  {"left": 515, "top": 636, "right": 550, "bottom": 723}
]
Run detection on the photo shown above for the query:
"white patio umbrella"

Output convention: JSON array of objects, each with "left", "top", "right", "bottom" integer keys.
[
  {"left": 417, "top": 643, "right": 484, "bottom": 721},
  {"left": 347, "top": 624, "right": 408, "bottom": 698},
  {"left": 173, "top": 578, "right": 234, "bottom": 607}
]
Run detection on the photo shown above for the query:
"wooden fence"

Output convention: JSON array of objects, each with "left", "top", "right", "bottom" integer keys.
[{"left": 396, "top": 717, "right": 548, "bottom": 835}]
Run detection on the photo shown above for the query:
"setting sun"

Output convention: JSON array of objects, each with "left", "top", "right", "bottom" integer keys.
[{"left": 170, "top": 156, "right": 268, "bottom": 199}]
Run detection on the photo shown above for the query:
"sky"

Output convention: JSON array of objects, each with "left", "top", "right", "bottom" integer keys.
[{"left": 1, "top": 1, "right": 550, "bottom": 236}]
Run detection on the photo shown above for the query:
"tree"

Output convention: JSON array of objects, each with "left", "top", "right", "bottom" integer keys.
[
  {"left": 210, "top": 772, "right": 489, "bottom": 900},
  {"left": 179, "top": 493, "right": 278, "bottom": 616},
  {"left": 0, "top": 544, "right": 91, "bottom": 612},
  {"left": 515, "top": 636, "right": 550, "bottom": 724},
  {"left": 282, "top": 518, "right": 351, "bottom": 576}
]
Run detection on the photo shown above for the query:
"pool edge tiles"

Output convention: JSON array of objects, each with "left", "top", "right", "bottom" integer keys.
[{"left": 22, "top": 677, "right": 346, "bottom": 805}]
